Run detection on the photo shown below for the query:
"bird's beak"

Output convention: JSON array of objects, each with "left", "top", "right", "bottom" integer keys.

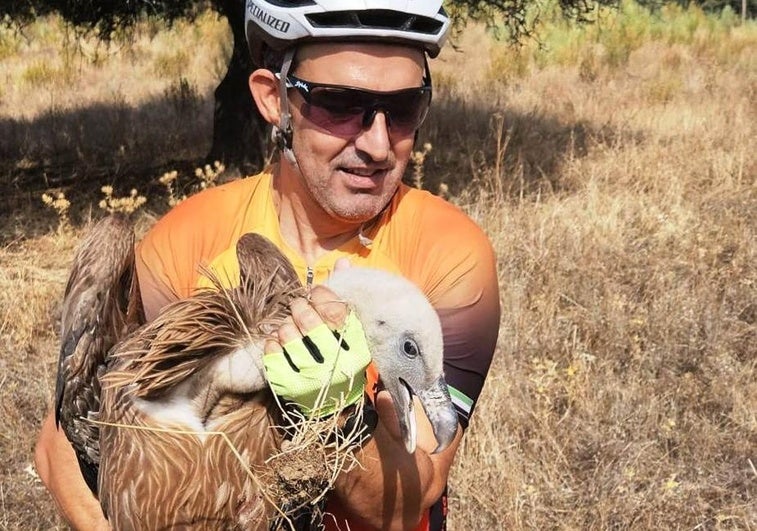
[
  {"left": 386, "top": 377, "right": 417, "bottom": 453},
  {"left": 389, "top": 376, "right": 458, "bottom": 454},
  {"left": 416, "top": 376, "right": 459, "bottom": 454}
]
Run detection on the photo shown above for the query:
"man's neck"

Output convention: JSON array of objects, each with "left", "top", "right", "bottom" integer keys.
[{"left": 273, "top": 167, "right": 363, "bottom": 265}]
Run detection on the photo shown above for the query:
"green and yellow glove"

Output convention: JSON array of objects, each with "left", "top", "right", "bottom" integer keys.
[{"left": 263, "top": 311, "right": 371, "bottom": 418}]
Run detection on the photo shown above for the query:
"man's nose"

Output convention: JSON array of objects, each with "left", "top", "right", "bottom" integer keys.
[{"left": 354, "top": 111, "right": 391, "bottom": 162}]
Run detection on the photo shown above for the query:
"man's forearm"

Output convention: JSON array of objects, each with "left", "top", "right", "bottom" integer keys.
[
  {"left": 332, "top": 394, "right": 461, "bottom": 529},
  {"left": 334, "top": 425, "right": 435, "bottom": 528},
  {"left": 35, "top": 412, "right": 110, "bottom": 530}
]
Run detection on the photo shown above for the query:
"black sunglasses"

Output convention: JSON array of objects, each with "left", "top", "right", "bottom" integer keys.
[{"left": 284, "top": 74, "right": 432, "bottom": 138}]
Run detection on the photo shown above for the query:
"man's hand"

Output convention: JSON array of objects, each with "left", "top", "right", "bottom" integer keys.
[
  {"left": 263, "top": 285, "right": 371, "bottom": 417},
  {"left": 35, "top": 412, "right": 112, "bottom": 531}
]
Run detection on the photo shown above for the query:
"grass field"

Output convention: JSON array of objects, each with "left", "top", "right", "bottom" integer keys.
[{"left": 1, "top": 2, "right": 755, "bottom": 529}]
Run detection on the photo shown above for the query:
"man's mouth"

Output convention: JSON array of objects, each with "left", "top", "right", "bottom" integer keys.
[
  {"left": 339, "top": 167, "right": 391, "bottom": 191},
  {"left": 341, "top": 167, "right": 382, "bottom": 177}
]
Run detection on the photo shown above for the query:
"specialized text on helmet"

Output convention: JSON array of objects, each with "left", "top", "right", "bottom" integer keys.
[{"left": 247, "top": 3, "right": 291, "bottom": 34}]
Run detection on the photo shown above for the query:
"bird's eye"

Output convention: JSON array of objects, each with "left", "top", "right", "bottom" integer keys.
[{"left": 402, "top": 338, "right": 419, "bottom": 358}]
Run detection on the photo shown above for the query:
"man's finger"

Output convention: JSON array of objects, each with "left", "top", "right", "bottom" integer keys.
[
  {"left": 309, "top": 285, "right": 348, "bottom": 328},
  {"left": 263, "top": 339, "right": 300, "bottom": 375},
  {"left": 290, "top": 297, "right": 325, "bottom": 334},
  {"left": 264, "top": 338, "right": 282, "bottom": 355},
  {"left": 277, "top": 320, "right": 302, "bottom": 345}
]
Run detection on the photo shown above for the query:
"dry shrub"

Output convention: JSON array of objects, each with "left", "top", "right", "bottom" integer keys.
[{"left": 451, "top": 177, "right": 755, "bottom": 528}]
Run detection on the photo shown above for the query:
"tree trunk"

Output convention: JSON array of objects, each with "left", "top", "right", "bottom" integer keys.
[{"left": 207, "top": 0, "right": 267, "bottom": 175}]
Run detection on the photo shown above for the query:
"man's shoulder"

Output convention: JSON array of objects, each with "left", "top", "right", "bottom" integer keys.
[
  {"left": 375, "top": 185, "right": 494, "bottom": 292},
  {"left": 143, "top": 171, "right": 270, "bottom": 241},
  {"left": 389, "top": 184, "right": 490, "bottom": 244},
  {"left": 162, "top": 172, "right": 267, "bottom": 221},
  {"left": 377, "top": 185, "right": 497, "bottom": 310}
]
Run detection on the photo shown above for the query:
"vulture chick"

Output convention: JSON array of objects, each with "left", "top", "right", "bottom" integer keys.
[
  {"left": 56, "top": 224, "right": 457, "bottom": 530},
  {"left": 325, "top": 268, "right": 458, "bottom": 454}
]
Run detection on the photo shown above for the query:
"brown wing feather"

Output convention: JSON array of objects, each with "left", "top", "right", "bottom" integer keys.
[
  {"left": 54, "top": 214, "right": 143, "bottom": 491},
  {"left": 104, "top": 264, "right": 300, "bottom": 399},
  {"left": 99, "top": 390, "right": 280, "bottom": 530},
  {"left": 105, "top": 233, "right": 303, "bottom": 399}
]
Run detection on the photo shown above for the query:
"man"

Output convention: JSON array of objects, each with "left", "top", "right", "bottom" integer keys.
[{"left": 35, "top": 1, "right": 500, "bottom": 529}]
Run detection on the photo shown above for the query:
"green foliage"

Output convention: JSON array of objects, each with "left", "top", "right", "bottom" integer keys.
[
  {"left": 4, "top": 0, "right": 707, "bottom": 46},
  {"left": 696, "top": 0, "right": 756, "bottom": 17},
  {"left": 1, "top": 0, "right": 204, "bottom": 39},
  {"left": 445, "top": 0, "right": 631, "bottom": 42},
  {"left": 452, "top": 0, "right": 728, "bottom": 87},
  {"left": 482, "top": 0, "right": 753, "bottom": 88}
]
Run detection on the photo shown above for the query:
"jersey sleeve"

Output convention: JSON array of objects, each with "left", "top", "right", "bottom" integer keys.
[
  {"left": 135, "top": 198, "right": 207, "bottom": 321},
  {"left": 399, "top": 193, "right": 501, "bottom": 429},
  {"left": 432, "top": 228, "right": 499, "bottom": 429}
]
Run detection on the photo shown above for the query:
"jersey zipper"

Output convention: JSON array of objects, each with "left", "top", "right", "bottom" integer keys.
[{"left": 306, "top": 266, "right": 314, "bottom": 289}]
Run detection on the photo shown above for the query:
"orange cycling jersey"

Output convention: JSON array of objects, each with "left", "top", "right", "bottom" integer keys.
[{"left": 135, "top": 169, "right": 500, "bottom": 530}]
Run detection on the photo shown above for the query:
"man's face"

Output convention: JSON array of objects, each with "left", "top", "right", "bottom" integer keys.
[{"left": 285, "top": 42, "right": 426, "bottom": 224}]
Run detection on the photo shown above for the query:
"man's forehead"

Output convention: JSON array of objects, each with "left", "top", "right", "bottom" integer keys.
[{"left": 295, "top": 41, "right": 425, "bottom": 66}]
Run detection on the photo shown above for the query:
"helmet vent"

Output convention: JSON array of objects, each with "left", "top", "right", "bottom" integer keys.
[{"left": 306, "top": 9, "right": 444, "bottom": 35}]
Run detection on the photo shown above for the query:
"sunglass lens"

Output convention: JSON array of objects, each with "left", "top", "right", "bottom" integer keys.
[
  {"left": 385, "top": 90, "right": 432, "bottom": 132},
  {"left": 300, "top": 85, "right": 431, "bottom": 136},
  {"left": 304, "top": 87, "right": 364, "bottom": 134}
]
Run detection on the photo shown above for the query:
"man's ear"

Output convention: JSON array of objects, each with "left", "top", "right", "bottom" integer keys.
[{"left": 249, "top": 68, "right": 280, "bottom": 126}]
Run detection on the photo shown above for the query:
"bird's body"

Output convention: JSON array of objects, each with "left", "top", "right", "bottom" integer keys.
[
  {"left": 100, "top": 391, "right": 279, "bottom": 530},
  {"left": 55, "top": 219, "right": 457, "bottom": 529},
  {"left": 96, "top": 232, "right": 303, "bottom": 529}
]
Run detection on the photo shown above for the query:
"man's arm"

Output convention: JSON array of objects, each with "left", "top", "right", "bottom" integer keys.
[
  {"left": 332, "top": 392, "right": 463, "bottom": 529},
  {"left": 34, "top": 412, "right": 110, "bottom": 530}
]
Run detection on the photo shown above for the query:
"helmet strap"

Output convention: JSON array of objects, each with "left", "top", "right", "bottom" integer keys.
[
  {"left": 414, "top": 55, "right": 433, "bottom": 148},
  {"left": 274, "top": 48, "right": 298, "bottom": 168}
]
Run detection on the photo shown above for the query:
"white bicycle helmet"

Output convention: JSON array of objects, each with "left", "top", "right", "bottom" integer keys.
[{"left": 244, "top": 0, "right": 451, "bottom": 63}]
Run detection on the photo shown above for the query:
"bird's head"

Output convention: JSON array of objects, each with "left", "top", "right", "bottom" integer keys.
[{"left": 326, "top": 267, "right": 458, "bottom": 454}]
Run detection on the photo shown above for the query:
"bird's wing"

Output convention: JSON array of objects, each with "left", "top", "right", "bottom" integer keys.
[
  {"left": 102, "top": 233, "right": 300, "bottom": 401},
  {"left": 54, "top": 215, "right": 140, "bottom": 491},
  {"left": 95, "top": 233, "right": 335, "bottom": 527},
  {"left": 234, "top": 233, "right": 304, "bottom": 336}
]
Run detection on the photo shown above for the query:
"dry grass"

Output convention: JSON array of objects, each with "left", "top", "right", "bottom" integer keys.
[
  {"left": 0, "top": 11, "right": 228, "bottom": 232},
  {"left": 0, "top": 232, "right": 73, "bottom": 529},
  {"left": 1, "top": 4, "right": 755, "bottom": 529},
  {"left": 438, "top": 11, "right": 756, "bottom": 529}
]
